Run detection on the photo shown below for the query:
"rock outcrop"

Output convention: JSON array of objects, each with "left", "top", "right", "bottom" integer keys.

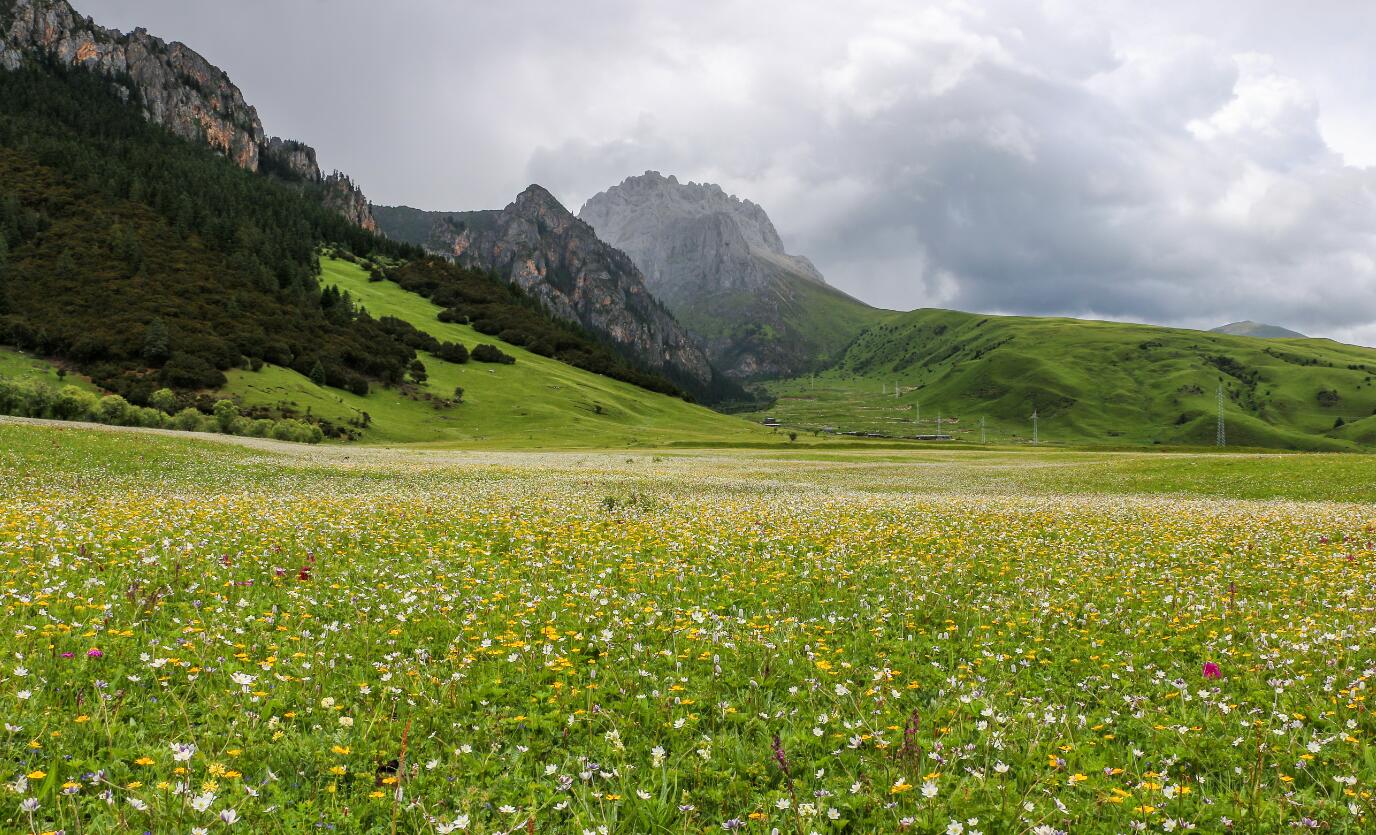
[
  {"left": 0, "top": 0, "right": 374, "bottom": 229},
  {"left": 322, "top": 172, "right": 377, "bottom": 233},
  {"left": 376, "top": 187, "right": 715, "bottom": 392},
  {"left": 579, "top": 171, "right": 882, "bottom": 379}
]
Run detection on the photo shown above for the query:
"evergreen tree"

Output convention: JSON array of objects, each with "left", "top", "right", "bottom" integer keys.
[
  {"left": 141, "top": 317, "right": 171, "bottom": 364},
  {"left": 309, "top": 360, "right": 327, "bottom": 387}
]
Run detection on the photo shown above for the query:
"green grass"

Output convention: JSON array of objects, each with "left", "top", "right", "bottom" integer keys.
[
  {"left": 4, "top": 421, "right": 1376, "bottom": 833},
  {"left": 0, "top": 346, "right": 99, "bottom": 391},
  {"left": 220, "top": 257, "right": 770, "bottom": 447},
  {"left": 752, "top": 308, "right": 1376, "bottom": 450}
]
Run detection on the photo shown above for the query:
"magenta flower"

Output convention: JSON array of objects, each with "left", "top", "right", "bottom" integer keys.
[
  {"left": 87, "top": 648, "right": 104, "bottom": 659},
  {"left": 60, "top": 652, "right": 74, "bottom": 659},
  {"left": 1202, "top": 662, "right": 1221, "bottom": 679}
]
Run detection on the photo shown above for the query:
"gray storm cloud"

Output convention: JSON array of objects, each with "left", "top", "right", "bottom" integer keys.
[{"left": 95, "top": 0, "right": 1376, "bottom": 344}]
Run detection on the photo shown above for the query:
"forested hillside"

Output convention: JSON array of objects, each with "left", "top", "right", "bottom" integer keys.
[{"left": 0, "top": 61, "right": 692, "bottom": 424}]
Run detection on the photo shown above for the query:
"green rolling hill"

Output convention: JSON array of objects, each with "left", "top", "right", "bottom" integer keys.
[{"left": 750, "top": 309, "right": 1376, "bottom": 450}]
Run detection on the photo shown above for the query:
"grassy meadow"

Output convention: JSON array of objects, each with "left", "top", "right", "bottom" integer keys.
[{"left": 3, "top": 420, "right": 1375, "bottom": 833}]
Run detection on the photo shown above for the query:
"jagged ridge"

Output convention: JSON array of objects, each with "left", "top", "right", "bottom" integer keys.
[{"left": 414, "top": 186, "right": 721, "bottom": 397}]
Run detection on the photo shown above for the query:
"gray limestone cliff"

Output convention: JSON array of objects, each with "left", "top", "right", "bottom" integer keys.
[
  {"left": 579, "top": 171, "right": 882, "bottom": 379},
  {"left": 0, "top": 0, "right": 375, "bottom": 229},
  {"left": 375, "top": 188, "right": 715, "bottom": 391}
]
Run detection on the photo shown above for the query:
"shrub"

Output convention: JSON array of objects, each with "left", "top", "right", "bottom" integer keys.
[
  {"left": 472, "top": 344, "right": 515, "bottom": 365},
  {"left": 133, "top": 406, "right": 168, "bottom": 428},
  {"left": 212, "top": 399, "right": 239, "bottom": 433},
  {"left": 53, "top": 385, "right": 97, "bottom": 421},
  {"left": 435, "top": 342, "right": 469, "bottom": 364},
  {"left": 172, "top": 407, "right": 202, "bottom": 431},
  {"left": 96, "top": 394, "right": 130, "bottom": 426},
  {"left": 149, "top": 388, "right": 178, "bottom": 414}
]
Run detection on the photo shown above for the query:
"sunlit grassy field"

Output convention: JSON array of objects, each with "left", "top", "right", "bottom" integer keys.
[{"left": 2, "top": 422, "right": 1375, "bottom": 833}]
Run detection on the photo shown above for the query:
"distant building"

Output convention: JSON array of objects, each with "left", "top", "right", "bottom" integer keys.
[{"left": 762, "top": 417, "right": 781, "bottom": 427}]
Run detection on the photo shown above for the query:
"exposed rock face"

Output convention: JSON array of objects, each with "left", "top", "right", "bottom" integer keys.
[
  {"left": 579, "top": 171, "right": 880, "bottom": 379},
  {"left": 323, "top": 172, "right": 377, "bottom": 233},
  {"left": 0, "top": 0, "right": 374, "bottom": 229},
  {"left": 263, "top": 137, "right": 320, "bottom": 182},
  {"left": 383, "top": 186, "right": 714, "bottom": 390}
]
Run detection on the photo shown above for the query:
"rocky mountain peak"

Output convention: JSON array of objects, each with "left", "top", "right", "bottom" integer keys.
[
  {"left": 576, "top": 173, "right": 877, "bottom": 380},
  {"left": 586, "top": 171, "right": 797, "bottom": 262},
  {"left": 0, "top": 0, "right": 374, "bottom": 229}
]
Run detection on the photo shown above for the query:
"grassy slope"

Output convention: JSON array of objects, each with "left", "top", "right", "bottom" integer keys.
[
  {"left": 751, "top": 308, "right": 1376, "bottom": 450},
  {"left": 220, "top": 257, "right": 768, "bottom": 448},
  {"left": 0, "top": 346, "right": 99, "bottom": 391},
  {"left": 670, "top": 264, "right": 894, "bottom": 375}
]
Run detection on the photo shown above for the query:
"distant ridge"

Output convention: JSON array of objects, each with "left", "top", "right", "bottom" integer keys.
[{"left": 1211, "top": 321, "right": 1306, "bottom": 339}]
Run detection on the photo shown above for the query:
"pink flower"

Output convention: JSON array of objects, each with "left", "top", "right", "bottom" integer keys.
[
  {"left": 87, "top": 648, "right": 103, "bottom": 659},
  {"left": 1202, "top": 662, "right": 1221, "bottom": 679},
  {"left": 61, "top": 652, "right": 74, "bottom": 659}
]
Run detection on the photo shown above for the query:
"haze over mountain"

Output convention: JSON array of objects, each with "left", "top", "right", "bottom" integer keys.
[
  {"left": 1211, "top": 322, "right": 1307, "bottom": 339},
  {"left": 579, "top": 172, "right": 886, "bottom": 379}
]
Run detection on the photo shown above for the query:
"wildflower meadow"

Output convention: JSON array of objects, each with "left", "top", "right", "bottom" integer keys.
[{"left": 2, "top": 424, "right": 1374, "bottom": 833}]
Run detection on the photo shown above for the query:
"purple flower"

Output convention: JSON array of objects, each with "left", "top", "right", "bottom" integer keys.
[
  {"left": 87, "top": 648, "right": 103, "bottom": 659},
  {"left": 1202, "top": 662, "right": 1221, "bottom": 680}
]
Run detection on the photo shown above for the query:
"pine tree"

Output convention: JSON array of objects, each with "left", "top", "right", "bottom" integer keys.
[
  {"left": 141, "top": 317, "right": 171, "bottom": 364},
  {"left": 309, "top": 360, "right": 327, "bottom": 387}
]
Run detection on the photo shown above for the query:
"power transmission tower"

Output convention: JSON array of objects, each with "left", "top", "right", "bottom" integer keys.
[
  {"left": 937, "top": 410, "right": 942, "bottom": 437},
  {"left": 1216, "top": 384, "right": 1227, "bottom": 447},
  {"left": 895, "top": 382, "right": 899, "bottom": 399},
  {"left": 1032, "top": 409, "right": 1039, "bottom": 445},
  {"left": 980, "top": 415, "right": 986, "bottom": 444},
  {"left": 915, "top": 401, "right": 920, "bottom": 427}
]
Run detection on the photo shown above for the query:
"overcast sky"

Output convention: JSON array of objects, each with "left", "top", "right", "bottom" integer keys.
[{"left": 95, "top": 0, "right": 1376, "bottom": 344}]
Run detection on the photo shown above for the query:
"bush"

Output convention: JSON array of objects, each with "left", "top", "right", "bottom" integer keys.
[
  {"left": 133, "top": 406, "right": 168, "bottom": 428},
  {"left": 149, "top": 387, "right": 178, "bottom": 414},
  {"left": 172, "top": 407, "right": 202, "bottom": 431},
  {"left": 212, "top": 399, "right": 239, "bottom": 433},
  {"left": 435, "top": 342, "right": 469, "bottom": 364},
  {"left": 472, "top": 344, "right": 515, "bottom": 365},
  {"left": 52, "top": 385, "right": 97, "bottom": 421},
  {"left": 96, "top": 394, "right": 130, "bottom": 426}
]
